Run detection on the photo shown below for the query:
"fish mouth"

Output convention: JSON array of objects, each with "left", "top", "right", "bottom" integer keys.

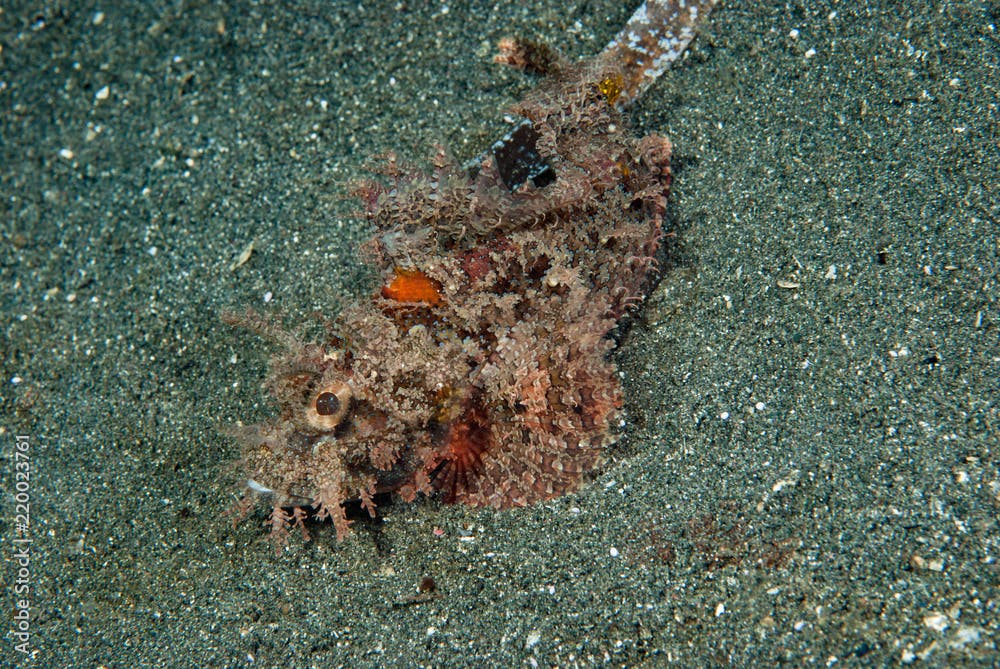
[
  {"left": 245, "top": 479, "right": 313, "bottom": 507},
  {"left": 246, "top": 478, "right": 274, "bottom": 495}
]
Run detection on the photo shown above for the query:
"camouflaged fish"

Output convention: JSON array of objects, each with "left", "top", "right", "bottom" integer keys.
[{"left": 228, "top": 0, "right": 716, "bottom": 543}]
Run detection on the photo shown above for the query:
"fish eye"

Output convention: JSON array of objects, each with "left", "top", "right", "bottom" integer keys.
[
  {"left": 305, "top": 382, "right": 352, "bottom": 431},
  {"left": 315, "top": 391, "right": 342, "bottom": 416}
]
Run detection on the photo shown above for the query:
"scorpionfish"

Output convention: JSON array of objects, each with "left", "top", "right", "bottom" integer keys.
[{"left": 229, "top": 0, "right": 716, "bottom": 543}]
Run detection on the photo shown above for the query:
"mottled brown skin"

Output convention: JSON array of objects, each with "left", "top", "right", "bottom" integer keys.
[{"left": 231, "top": 52, "right": 673, "bottom": 544}]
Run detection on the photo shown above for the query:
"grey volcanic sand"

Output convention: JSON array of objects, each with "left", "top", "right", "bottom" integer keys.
[{"left": 2, "top": 1, "right": 997, "bottom": 666}]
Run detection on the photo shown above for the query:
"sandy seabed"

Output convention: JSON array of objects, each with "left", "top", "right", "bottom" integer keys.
[{"left": 1, "top": 1, "right": 997, "bottom": 666}]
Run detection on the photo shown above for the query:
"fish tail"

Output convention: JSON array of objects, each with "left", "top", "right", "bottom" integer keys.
[{"left": 599, "top": 0, "right": 718, "bottom": 108}]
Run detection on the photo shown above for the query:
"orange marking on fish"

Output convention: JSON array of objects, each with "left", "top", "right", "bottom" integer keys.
[{"left": 381, "top": 268, "right": 443, "bottom": 306}]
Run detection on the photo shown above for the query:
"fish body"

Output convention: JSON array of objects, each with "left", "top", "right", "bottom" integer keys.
[{"left": 231, "top": 0, "right": 716, "bottom": 543}]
